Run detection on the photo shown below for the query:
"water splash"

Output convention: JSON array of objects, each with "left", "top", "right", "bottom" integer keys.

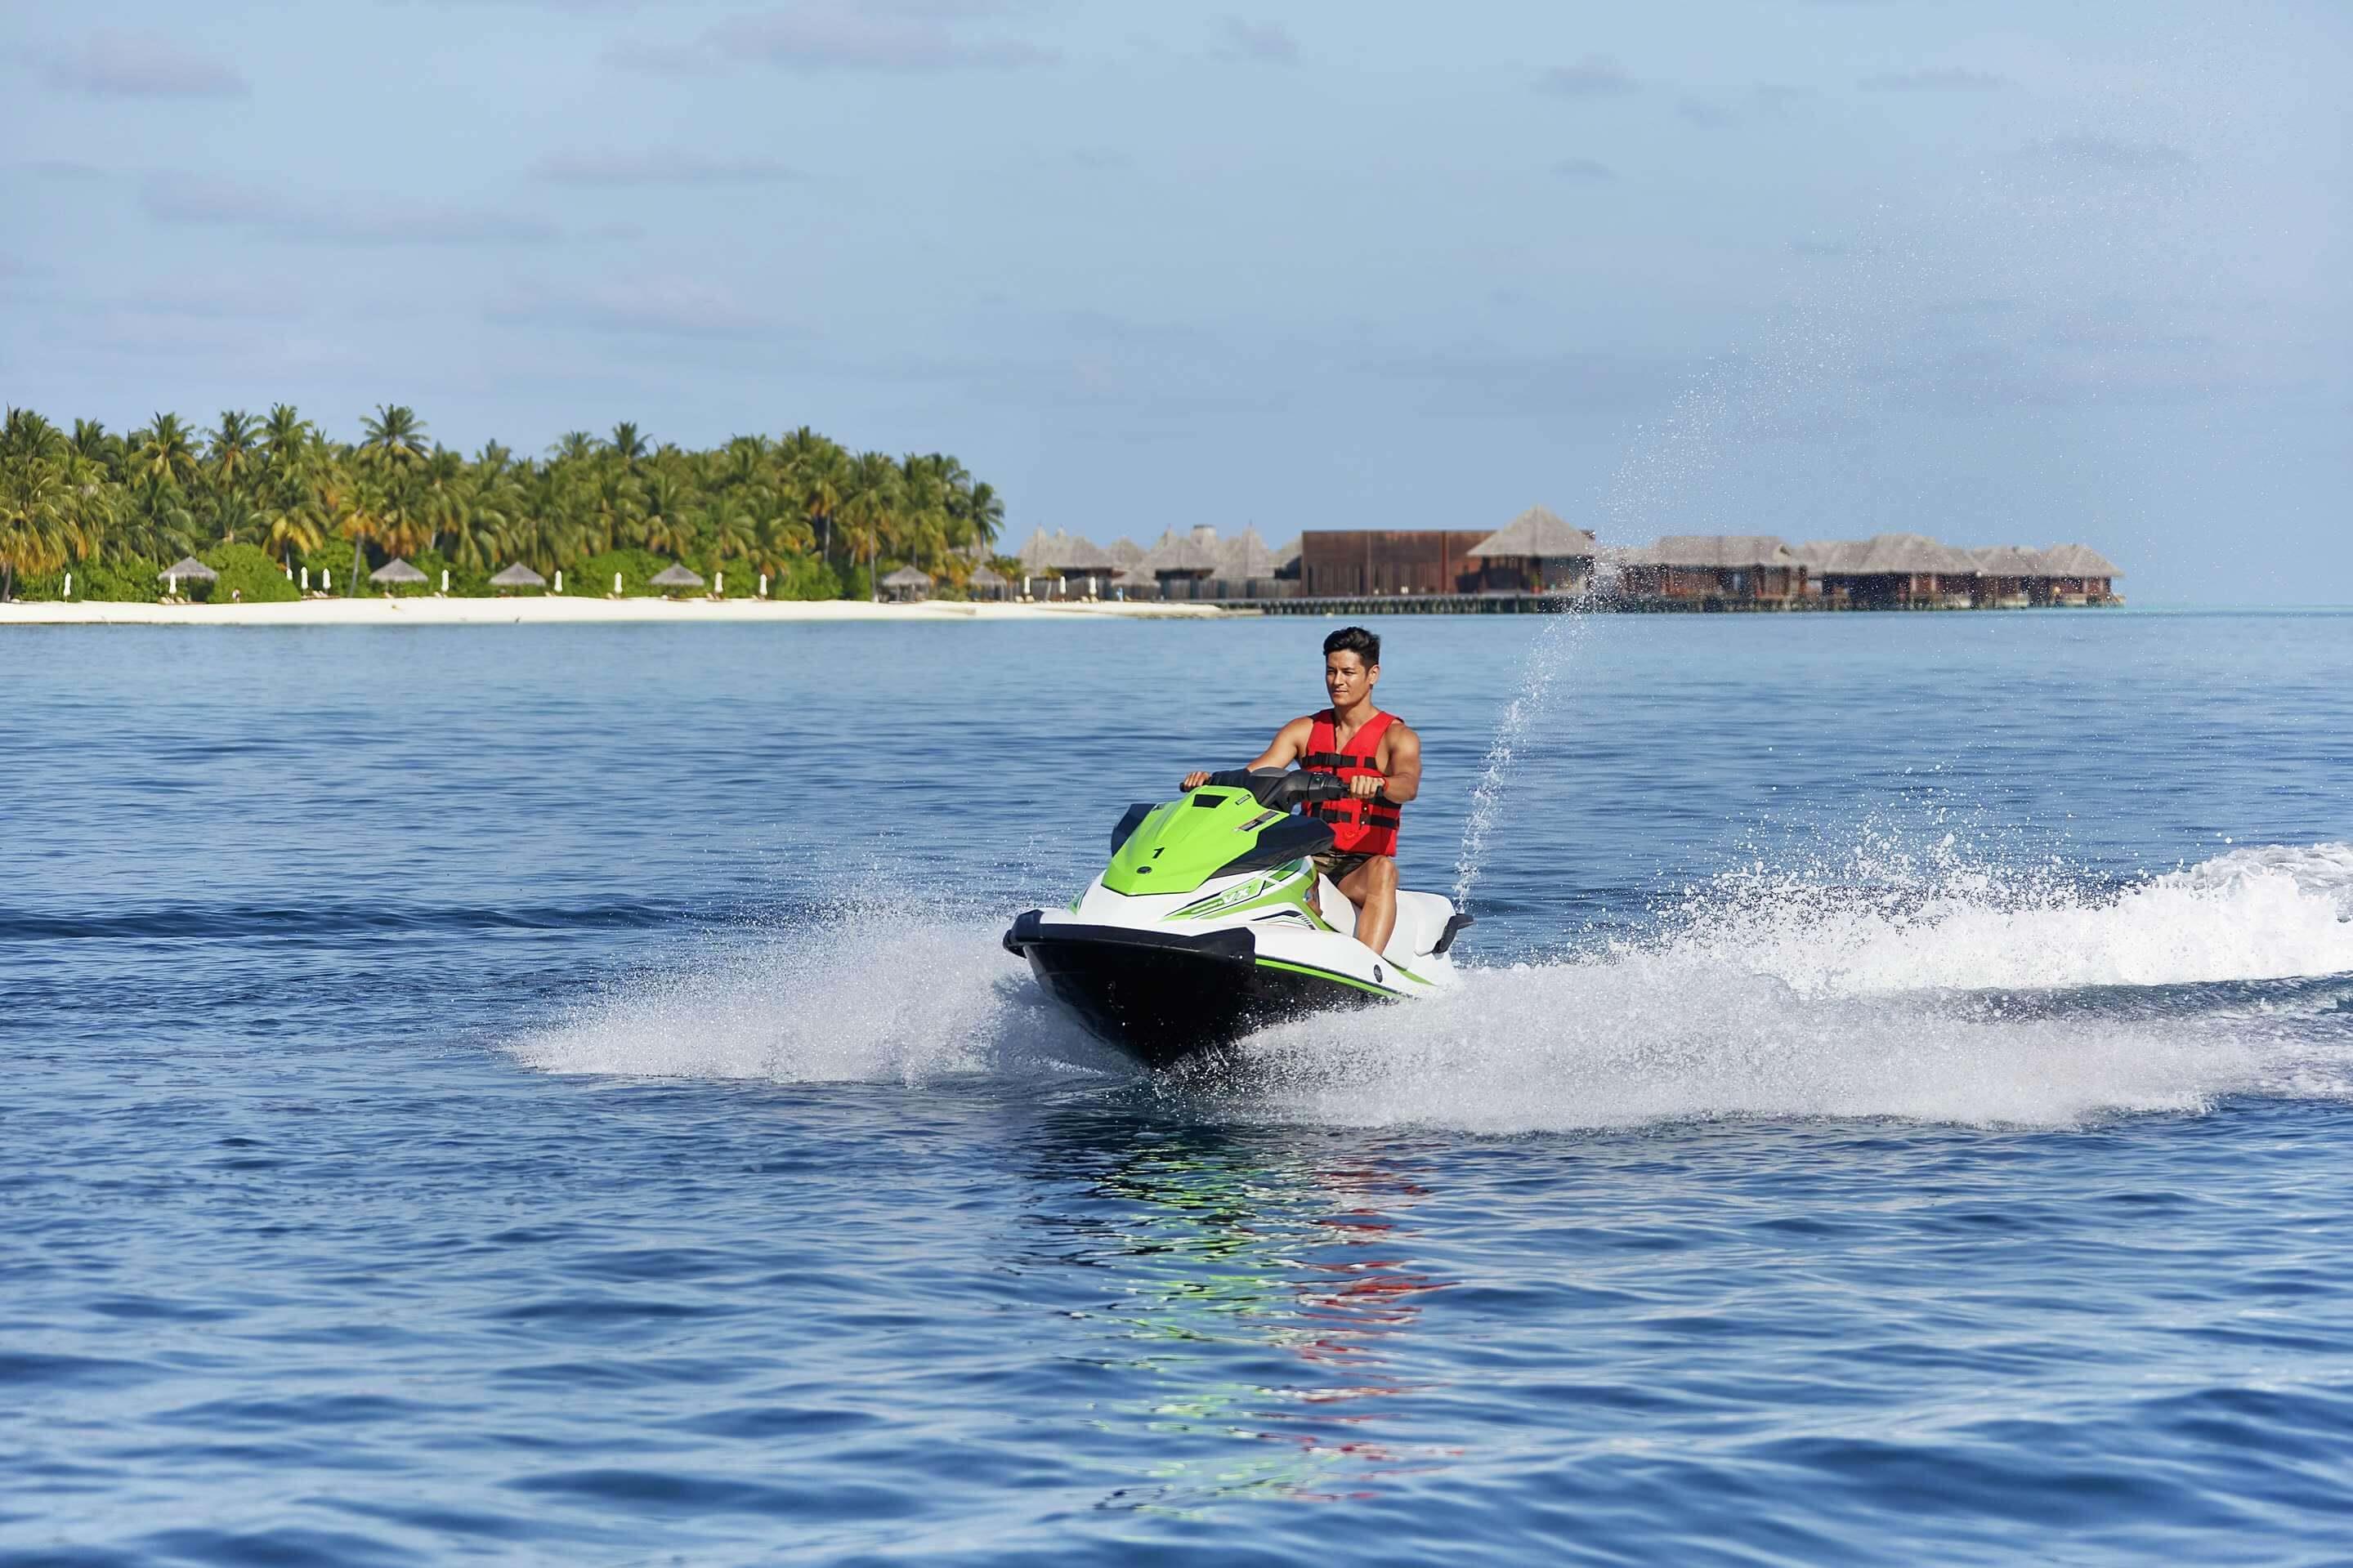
[
  {"left": 1232, "top": 842, "right": 2353, "bottom": 1132},
  {"left": 512, "top": 844, "right": 2353, "bottom": 1132},
  {"left": 1452, "top": 592, "right": 1593, "bottom": 909},
  {"left": 509, "top": 901, "right": 1116, "bottom": 1085}
]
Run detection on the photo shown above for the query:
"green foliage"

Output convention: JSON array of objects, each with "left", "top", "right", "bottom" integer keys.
[
  {"left": 13, "top": 554, "right": 168, "bottom": 601},
  {"left": 776, "top": 557, "right": 841, "bottom": 601},
  {"left": 204, "top": 542, "right": 301, "bottom": 604},
  {"left": 561, "top": 548, "right": 671, "bottom": 597},
  {"left": 0, "top": 404, "right": 1008, "bottom": 600}
]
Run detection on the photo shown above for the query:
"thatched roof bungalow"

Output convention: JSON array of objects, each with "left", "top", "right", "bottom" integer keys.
[
  {"left": 1621, "top": 536, "right": 1806, "bottom": 602},
  {"left": 1465, "top": 507, "right": 1597, "bottom": 594},
  {"left": 1014, "top": 528, "right": 1116, "bottom": 593},
  {"left": 1215, "top": 525, "right": 1278, "bottom": 584},
  {"left": 1131, "top": 531, "right": 1219, "bottom": 600},
  {"left": 1808, "top": 534, "right": 1976, "bottom": 608},
  {"left": 968, "top": 564, "right": 1007, "bottom": 600},
  {"left": 880, "top": 565, "right": 934, "bottom": 602},
  {"left": 1968, "top": 545, "right": 2043, "bottom": 607},
  {"left": 2036, "top": 544, "right": 2123, "bottom": 604}
]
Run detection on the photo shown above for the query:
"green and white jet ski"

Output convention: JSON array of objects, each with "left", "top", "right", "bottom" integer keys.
[{"left": 1003, "top": 769, "right": 1472, "bottom": 1069}]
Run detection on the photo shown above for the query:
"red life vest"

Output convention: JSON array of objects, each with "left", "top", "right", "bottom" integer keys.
[{"left": 1302, "top": 709, "right": 1402, "bottom": 857}]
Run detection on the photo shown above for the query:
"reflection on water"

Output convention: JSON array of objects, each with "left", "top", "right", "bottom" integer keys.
[{"left": 1013, "top": 1106, "right": 1456, "bottom": 1511}]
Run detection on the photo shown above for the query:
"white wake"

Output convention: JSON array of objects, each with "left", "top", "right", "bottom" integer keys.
[{"left": 510, "top": 845, "right": 2353, "bottom": 1131}]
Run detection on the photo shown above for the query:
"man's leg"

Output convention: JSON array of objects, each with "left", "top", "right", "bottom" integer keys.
[{"left": 1337, "top": 855, "right": 1398, "bottom": 955}]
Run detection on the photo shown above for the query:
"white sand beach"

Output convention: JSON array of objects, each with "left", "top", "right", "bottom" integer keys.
[{"left": 0, "top": 596, "right": 1242, "bottom": 628}]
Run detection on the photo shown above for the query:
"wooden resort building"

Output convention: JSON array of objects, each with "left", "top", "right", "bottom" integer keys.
[
  {"left": 1300, "top": 528, "right": 1490, "bottom": 597},
  {"left": 1617, "top": 536, "right": 1806, "bottom": 604},
  {"left": 1020, "top": 513, "right": 2121, "bottom": 614},
  {"left": 2035, "top": 544, "right": 2123, "bottom": 605},
  {"left": 1968, "top": 546, "right": 2044, "bottom": 608},
  {"left": 1133, "top": 530, "right": 1220, "bottom": 597},
  {"left": 1799, "top": 534, "right": 1979, "bottom": 609},
  {"left": 1463, "top": 507, "right": 1598, "bottom": 595},
  {"left": 1013, "top": 528, "right": 1118, "bottom": 596}
]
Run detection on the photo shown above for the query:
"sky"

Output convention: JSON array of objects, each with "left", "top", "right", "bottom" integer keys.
[{"left": 2, "top": 0, "right": 2346, "bottom": 602}]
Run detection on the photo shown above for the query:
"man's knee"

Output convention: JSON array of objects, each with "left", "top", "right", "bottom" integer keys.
[{"left": 1366, "top": 855, "right": 1398, "bottom": 891}]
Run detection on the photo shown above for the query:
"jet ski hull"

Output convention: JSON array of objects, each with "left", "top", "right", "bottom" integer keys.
[{"left": 1004, "top": 911, "right": 1391, "bottom": 1069}]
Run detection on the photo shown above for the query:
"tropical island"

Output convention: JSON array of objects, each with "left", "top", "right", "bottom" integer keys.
[{"left": 0, "top": 404, "right": 1010, "bottom": 605}]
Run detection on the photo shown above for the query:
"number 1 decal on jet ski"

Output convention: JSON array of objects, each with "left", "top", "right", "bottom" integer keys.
[{"left": 1002, "top": 768, "right": 1472, "bottom": 1069}]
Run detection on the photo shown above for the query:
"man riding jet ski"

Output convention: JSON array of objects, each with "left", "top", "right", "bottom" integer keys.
[
  {"left": 1184, "top": 625, "right": 1420, "bottom": 952},
  {"left": 1004, "top": 628, "right": 1470, "bottom": 1069}
]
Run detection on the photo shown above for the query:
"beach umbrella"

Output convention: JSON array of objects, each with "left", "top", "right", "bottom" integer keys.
[
  {"left": 489, "top": 563, "right": 546, "bottom": 592},
  {"left": 969, "top": 565, "right": 1005, "bottom": 601},
  {"left": 369, "top": 558, "right": 428, "bottom": 592},
  {"left": 650, "top": 563, "right": 705, "bottom": 594},
  {"left": 159, "top": 556, "right": 217, "bottom": 596}
]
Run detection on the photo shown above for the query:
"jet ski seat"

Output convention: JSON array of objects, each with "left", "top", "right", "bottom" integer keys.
[{"left": 1385, "top": 891, "right": 1457, "bottom": 963}]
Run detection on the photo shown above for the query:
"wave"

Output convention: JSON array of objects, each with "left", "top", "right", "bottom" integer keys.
[{"left": 508, "top": 846, "right": 2353, "bottom": 1131}]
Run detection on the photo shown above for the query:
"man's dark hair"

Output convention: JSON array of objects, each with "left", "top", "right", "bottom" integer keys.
[{"left": 1322, "top": 625, "right": 1380, "bottom": 666}]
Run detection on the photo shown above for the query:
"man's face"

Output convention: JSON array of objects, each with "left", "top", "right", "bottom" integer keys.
[{"left": 1325, "top": 651, "right": 1376, "bottom": 708}]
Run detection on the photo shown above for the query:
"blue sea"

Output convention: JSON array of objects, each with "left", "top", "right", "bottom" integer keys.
[{"left": 6, "top": 610, "right": 2351, "bottom": 1566}]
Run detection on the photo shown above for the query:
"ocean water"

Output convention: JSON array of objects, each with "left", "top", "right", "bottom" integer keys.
[{"left": 5, "top": 610, "right": 2351, "bottom": 1566}]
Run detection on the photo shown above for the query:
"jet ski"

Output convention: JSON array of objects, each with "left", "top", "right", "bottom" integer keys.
[{"left": 1003, "top": 769, "right": 1472, "bottom": 1068}]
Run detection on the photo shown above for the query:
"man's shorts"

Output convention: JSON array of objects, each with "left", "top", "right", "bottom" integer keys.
[{"left": 1311, "top": 851, "right": 1380, "bottom": 886}]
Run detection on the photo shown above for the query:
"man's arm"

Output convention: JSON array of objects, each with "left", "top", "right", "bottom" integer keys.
[
  {"left": 1184, "top": 717, "right": 1313, "bottom": 791},
  {"left": 1362, "top": 722, "right": 1420, "bottom": 804}
]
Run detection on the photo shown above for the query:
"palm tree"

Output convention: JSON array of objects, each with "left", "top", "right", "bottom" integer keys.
[
  {"left": 263, "top": 489, "right": 326, "bottom": 567},
  {"left": 606, "top": 422, "right": 651, "bottom": 470},
  {"left": 208, "top": 410, "right": 257, "bottom": 498},
  {"left": 414, "top": 446, "right": 468, "bottom": 556},
  {"left": 120, "top": 476, "right": 195, "bottom": 565},
  {"left": 71, "top": 419, "right": 123, "bottom": 477},
  {"left": 260, "top": 404, "right": 313, "bottom": 475},
  {"left": 333, "top": 467, "right": 387, "bottom": 592},
  {"left": 638, "top": 471, "right": 692, "bottom": 556},
  {"left": 783, "top": 427, "right": 848, "bottom": 568},
  {"left": 750, "top": 511, "right": 815, "bottom": 583},
  {"left": 961, "top": 480, "right": 1005, "bottom": 548},
  {"left": 207, "top": 490, "right": 266, "bottom": 548},
  {"left": 702, "top": 500, "right": 757, "bottom": 565},
  {"left": 840, "top": 450, "right": 901, "bottom": 601},
  {"left": 360, "top": 404, "right": 429, "bottom": 467},
  {"left": 134, "top": 413, "right": 201, "bottom": 489},
  {"left": 0, "top": 409, "right": 70, "bottom": 599}
]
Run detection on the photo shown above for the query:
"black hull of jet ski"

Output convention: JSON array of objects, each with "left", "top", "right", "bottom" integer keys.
[{"left": 1003, "top": 910, "right": 1385, "bottom": 1069}]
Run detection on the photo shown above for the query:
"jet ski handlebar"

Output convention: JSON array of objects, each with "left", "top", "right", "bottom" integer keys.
[{"left": 1201, "top": 768, "right": 1349, "bottom": 810}]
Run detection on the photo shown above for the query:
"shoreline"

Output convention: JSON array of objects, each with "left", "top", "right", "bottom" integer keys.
[{"left": 0, "top": 597, "right": 1241, "bottom": 628}]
